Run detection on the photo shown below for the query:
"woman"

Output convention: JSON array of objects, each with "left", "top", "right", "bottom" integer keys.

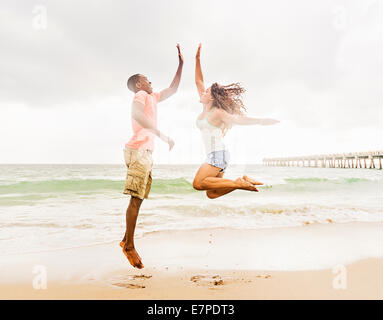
[{"left": 193, "top": 43, "right": 279, "bottom": 199}]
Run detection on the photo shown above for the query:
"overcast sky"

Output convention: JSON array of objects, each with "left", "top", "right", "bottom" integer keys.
[{"left": 0, "top": 0, "right": 382, "bottom": 164}]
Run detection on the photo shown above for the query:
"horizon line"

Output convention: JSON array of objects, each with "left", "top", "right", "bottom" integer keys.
[{"left": 0, "top": 162, "right": 263, "bottom": 166}]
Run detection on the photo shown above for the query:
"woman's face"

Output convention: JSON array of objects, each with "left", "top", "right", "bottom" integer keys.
[{"left": 200, "top": 86, "right": 213, "bottom": 104}]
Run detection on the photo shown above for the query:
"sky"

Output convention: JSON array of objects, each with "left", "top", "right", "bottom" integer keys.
[{"left": 0, "top": 0, "right": 382, "bottom": 164}]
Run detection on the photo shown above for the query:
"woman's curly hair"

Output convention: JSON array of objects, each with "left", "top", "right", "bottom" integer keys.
[{"left": 210, "top": 82, "right": 246, "bottom": 115}]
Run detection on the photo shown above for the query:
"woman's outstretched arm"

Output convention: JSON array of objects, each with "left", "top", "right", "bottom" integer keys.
[
  {"left": 195, "top": 43, "right": 205, "bottom": 97},
  {"left": 219, "top": 110, "right": 280, "bottom": 126}
]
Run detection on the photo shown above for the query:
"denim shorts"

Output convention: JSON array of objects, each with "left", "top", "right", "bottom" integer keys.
[{"left": 206, "top": 150, "right": 230, "bottom": 172}]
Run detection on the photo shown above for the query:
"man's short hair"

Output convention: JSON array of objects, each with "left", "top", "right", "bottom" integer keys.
[{"left": 127, "top": 74, "right": 141, "bottom": 92}]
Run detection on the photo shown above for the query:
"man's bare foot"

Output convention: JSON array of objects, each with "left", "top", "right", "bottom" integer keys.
[
  {"left": 122, "top": 245, "right": 144, "bottom": 269},
  {"left": 235, "top": 178, "right": 259, "bottom": 192},
  {"left": 120, "top": 241, "right": 142, "bottom": 261},
  {"left": 243, "top": 175, "right": 264, "bottom": 186}
]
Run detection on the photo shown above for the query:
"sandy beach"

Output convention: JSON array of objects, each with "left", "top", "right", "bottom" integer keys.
[
  {"left": 1, "top": 259, "right": 383, "bottom": 300},
  {"left": 1, "top": 222, "right": 383, "bottom": 300}
]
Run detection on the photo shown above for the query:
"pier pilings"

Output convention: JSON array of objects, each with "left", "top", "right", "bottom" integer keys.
[{"left": 263, "top": 151, "right": 383, "bottom": 169}]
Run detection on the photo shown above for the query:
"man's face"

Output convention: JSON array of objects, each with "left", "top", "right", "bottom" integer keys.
[{"left": 136, "top": 75, "right": 153, "bottom": 94}]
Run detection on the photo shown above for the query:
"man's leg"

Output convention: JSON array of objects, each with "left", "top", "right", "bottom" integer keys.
[
  {"left": 122, "top": 196, "right": 144, "bottom": 269},
  {"left": 121, "top": 149, "right": 153, "bottom": 269}
]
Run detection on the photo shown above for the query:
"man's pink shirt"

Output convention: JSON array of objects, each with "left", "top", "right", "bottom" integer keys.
[{"left": 125, "top": 90, "right": 160, "bottom": 151}]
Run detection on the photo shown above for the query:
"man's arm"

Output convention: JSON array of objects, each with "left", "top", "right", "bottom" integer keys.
[
  {"left": 195, "top": 43, "right": 205, "bottom": 98},
  {"left": 159, "top": 44, "right": 184, "bottom": 102},
  {"left": 132, "top": 101, "right": 175, "bottom": 150}
]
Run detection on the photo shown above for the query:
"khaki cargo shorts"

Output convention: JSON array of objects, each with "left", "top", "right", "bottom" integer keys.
[{"left": 123, "top": 148, "right": 153, "bottom": 200}]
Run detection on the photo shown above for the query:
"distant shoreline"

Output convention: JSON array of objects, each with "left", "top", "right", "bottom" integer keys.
[{"left": 0, "top": 163, "right": 264, "bottom": 166}]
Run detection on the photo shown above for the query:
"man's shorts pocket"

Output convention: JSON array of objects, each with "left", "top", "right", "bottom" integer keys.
[
  {"left": 126, "top": 161, "right": 146, "bottom": 188},
  {"left": 124, "top": 175, "right": 143, "bottom": 194},
  {"left": 123, "top": 157, "right": 152, "bottom": 199}
]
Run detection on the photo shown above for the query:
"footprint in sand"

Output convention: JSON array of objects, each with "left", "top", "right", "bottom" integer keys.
[
  {"left": 113, "top": 282, "right": 145, "bottom": 289},
  {"left": 130, "top": 274, "right": 152, "bottom": 280},
  {"left": 255, "top": 274, "right": 272, "bottom": 279},
  {"left": 109, "top": 273, "right": 152, "bottom": 289},
  {"left": 112, "top": 274, "right": 152, "bottom": 281},
  {"left": 190, "top": 274, "right": 225, "bottom": 286}
]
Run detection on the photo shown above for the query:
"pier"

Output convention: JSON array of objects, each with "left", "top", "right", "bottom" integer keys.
[{"left": 263, "top": 150, "right": 383, "bottom": 169}]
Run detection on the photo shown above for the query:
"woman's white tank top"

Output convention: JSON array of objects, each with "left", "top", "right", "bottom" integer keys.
[{"left": 196, "top": 112, "right": 226, "bottom": 154}]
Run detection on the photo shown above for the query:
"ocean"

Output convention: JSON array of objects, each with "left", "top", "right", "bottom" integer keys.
[{"left": 1, "top": 164, "right": 383, "bottom": 256}]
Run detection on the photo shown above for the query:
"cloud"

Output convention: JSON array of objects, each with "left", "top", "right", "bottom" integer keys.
[{"left": 0, "top": 0, "right": 382, "bottom": 163}]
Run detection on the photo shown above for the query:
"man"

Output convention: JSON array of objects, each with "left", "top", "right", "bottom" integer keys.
[{"left": 121, "top": 44, "right": 183, "bottom": 269}]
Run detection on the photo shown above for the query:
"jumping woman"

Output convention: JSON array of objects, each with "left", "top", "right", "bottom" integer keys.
[{"left": 193, "top": 43, "right": 280, "bottom": 199}]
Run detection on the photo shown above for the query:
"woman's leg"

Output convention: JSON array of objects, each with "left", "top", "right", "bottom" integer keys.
[
  {"left": 193, "top": 163, "right": 258, "bottom": 192},
  {"left": 206, "top": 175, "right": 264, "bottom": 199},
  {"left": 206, "top": 171, "right": 238, "bottom": 199}
]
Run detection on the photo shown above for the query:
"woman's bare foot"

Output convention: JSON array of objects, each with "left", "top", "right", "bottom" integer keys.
[
  {"left": 243, "top": 175, "right": 264, "bottom": 186},
  {"left": 235, "top": 177, "right": 259, "bottom": 192},
  {"left": 122, "top": 245, "right": 144, "bottom": 269}
]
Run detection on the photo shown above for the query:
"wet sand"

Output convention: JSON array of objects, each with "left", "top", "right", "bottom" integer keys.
[
  {"left": 1, "top": 259, "right": 383, "bottom": 299},
  {"left": 1, "top": 223, "right": 383, "bottom": 299}
]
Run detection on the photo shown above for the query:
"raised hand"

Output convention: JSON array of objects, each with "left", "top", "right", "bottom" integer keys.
[
  {"left": 176, "top": 43, "right": 183, "bottom": 64},
  {"left": 196, "top": 43, "right": 201, "bottom": 59},
  {"left": 158, "top": 45, "right": 183, "bottom": 102}
]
